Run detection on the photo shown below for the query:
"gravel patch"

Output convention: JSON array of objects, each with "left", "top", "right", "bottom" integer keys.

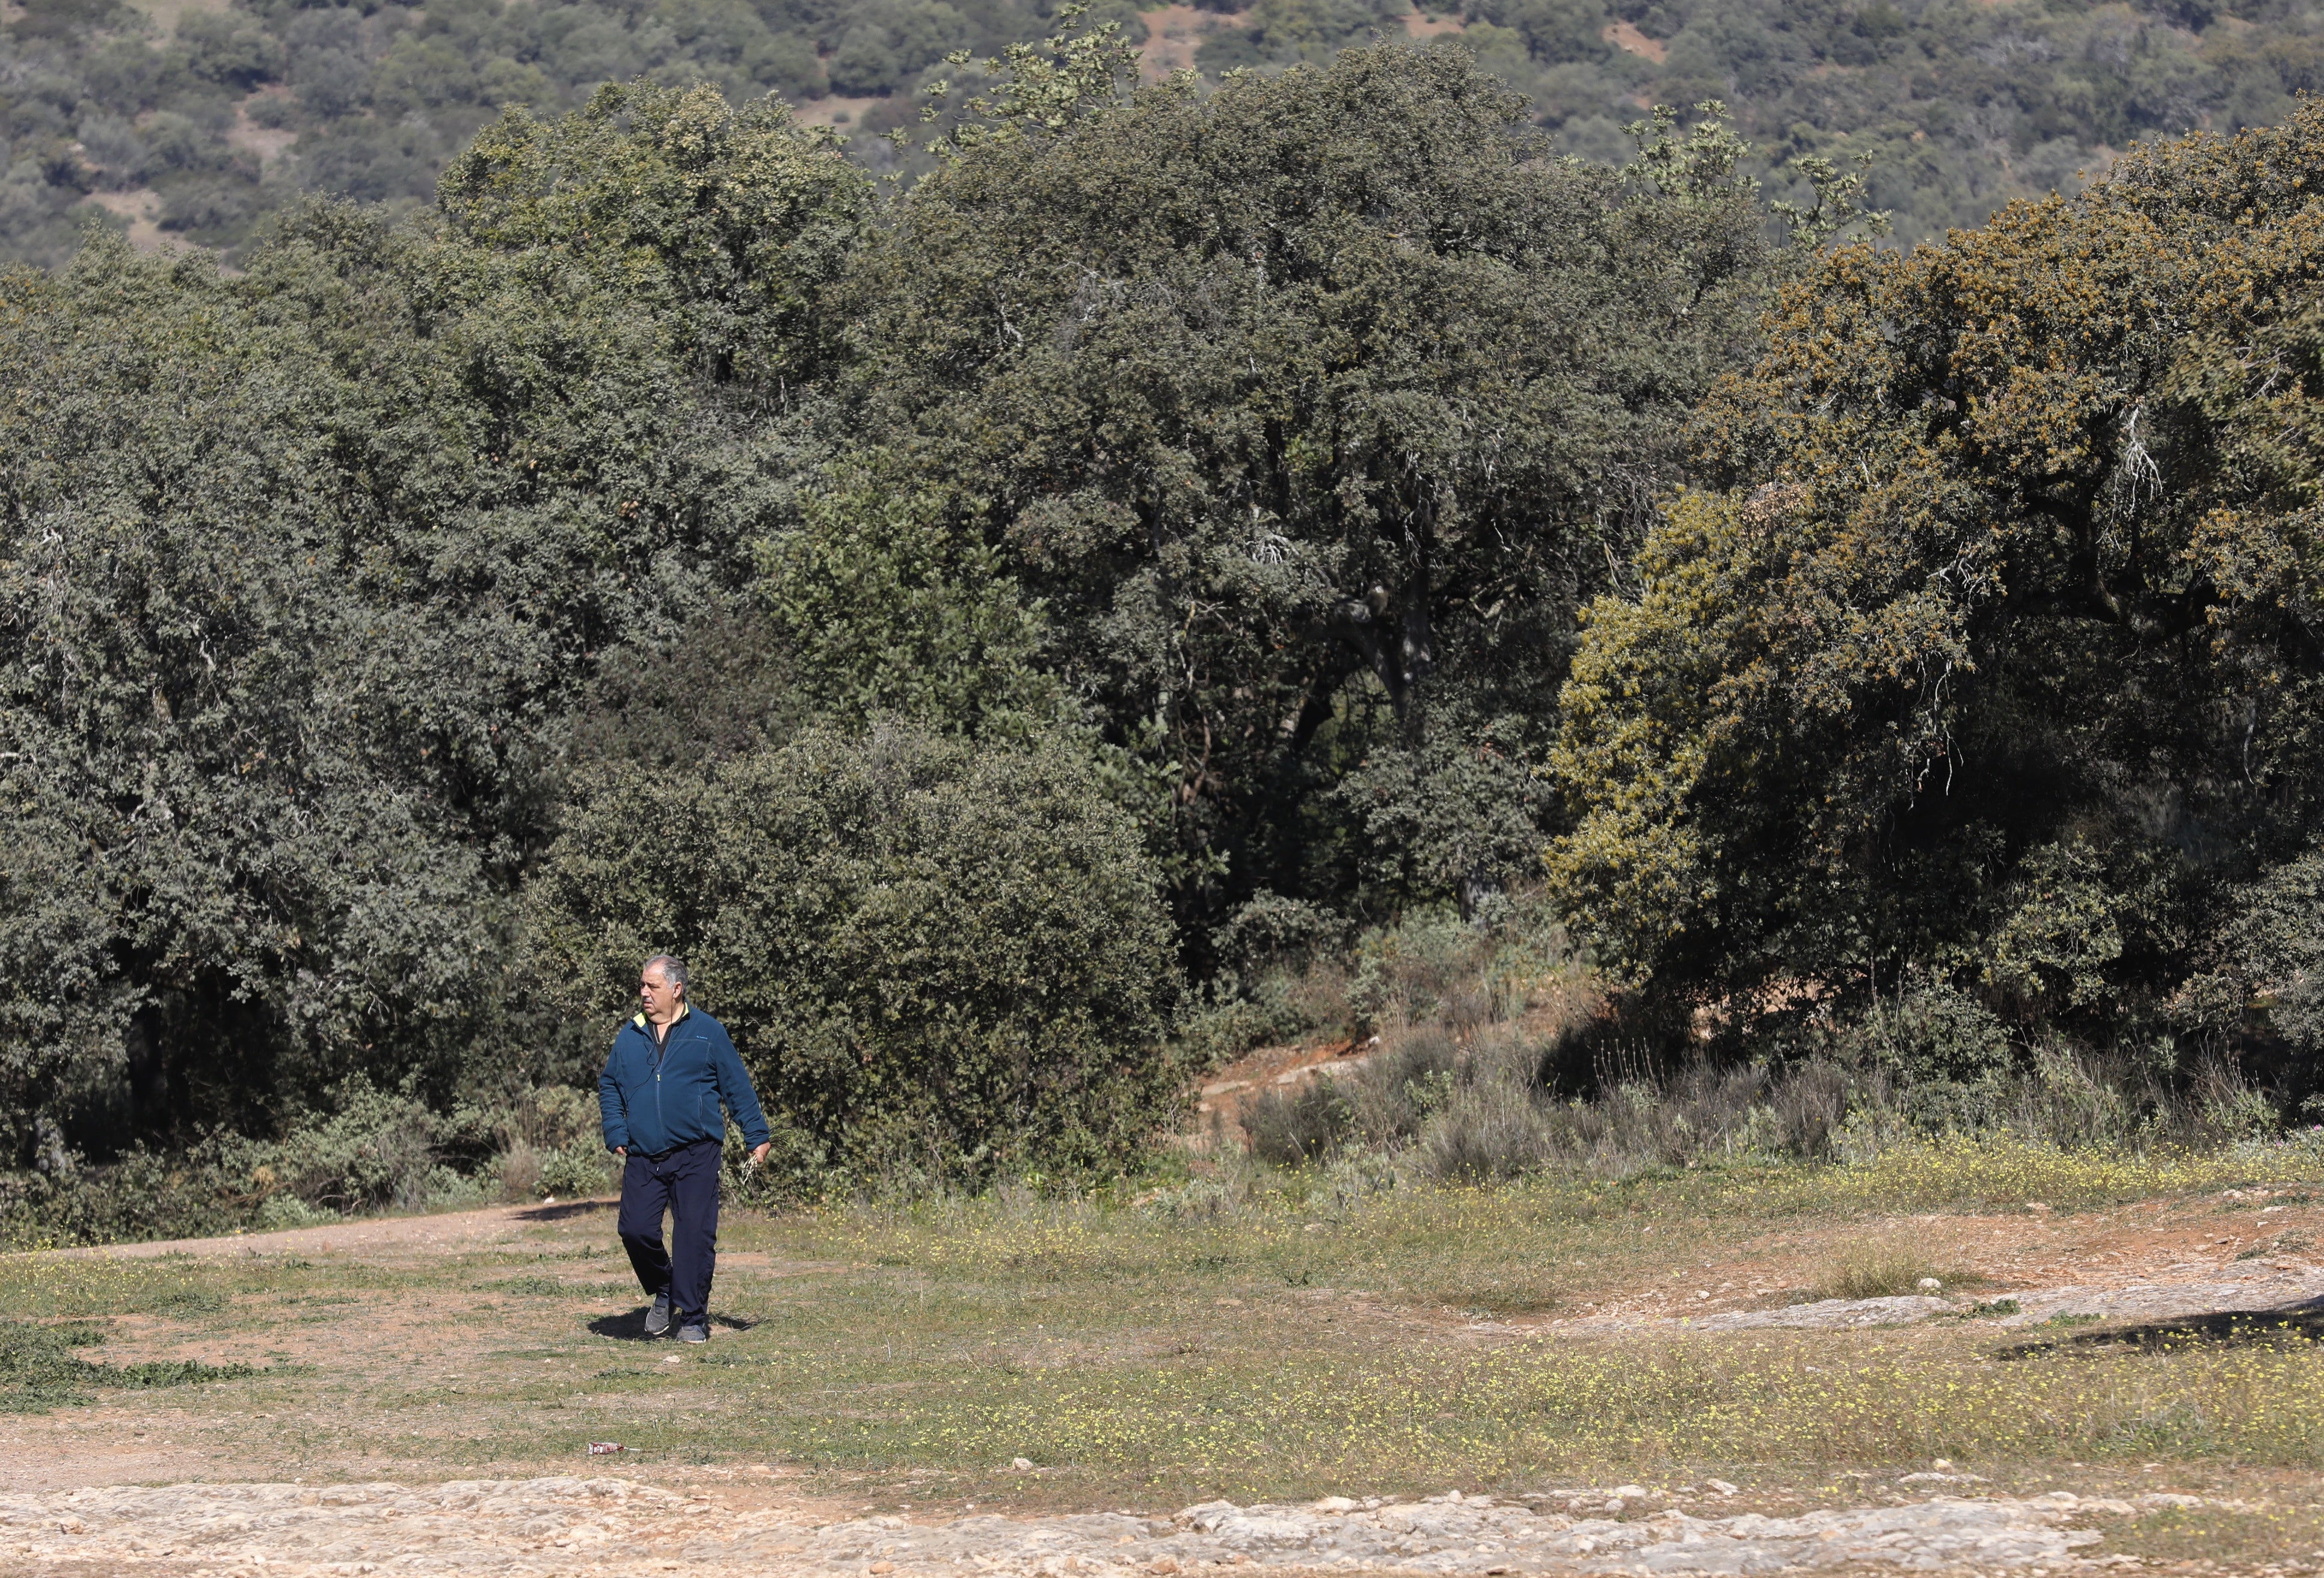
[
  {"left": 1680, "top": 1295, "right": 1957, "bottom": 1331},
  {"left": 0, "top": 1479, "right": 2186, "bottom": 1574},
  {"left": 1633, "top": 1260, "right": 2324, "bottom": 1333},
  {"left": 1991, "top": 1261, "right": 2324, "bottom": 1328}
]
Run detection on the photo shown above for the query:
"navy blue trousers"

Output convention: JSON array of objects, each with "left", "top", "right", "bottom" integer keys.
[{"left": 617, "top": 1138, "right": 722, "bottom": 1328}]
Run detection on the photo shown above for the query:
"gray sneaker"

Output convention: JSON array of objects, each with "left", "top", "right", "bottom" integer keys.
[
  {"left": 675, "top": 1322, "right": 709, "bottom": 1343},
  {"left": 644, "top": 1293, "right": 672, "bottom": 1337}
]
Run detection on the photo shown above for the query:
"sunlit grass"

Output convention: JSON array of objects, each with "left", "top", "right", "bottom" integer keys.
[
  {"left": 727, "top": 1325, "right": 2324, "bottom": 1491},
  {"left": 790, "top": 1133, "right": 2324, "bottom": 1300},
  {"left": 5, "top": 1131, "right": 2324, "bottom": 1517}
]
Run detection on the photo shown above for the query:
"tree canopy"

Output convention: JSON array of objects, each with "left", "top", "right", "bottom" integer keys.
[
  {"left": 1549, "top": 99, "right": 2324, "bottom": 1092},
  {"left": 859, "top": 47, "right": 1774, "bottom": 939},
  {"left": 527, "top": 721, "right": 1182, "bottom": 1185},
  {"left": 0, "top": 86, "right": 861, "bottom": 1148}
]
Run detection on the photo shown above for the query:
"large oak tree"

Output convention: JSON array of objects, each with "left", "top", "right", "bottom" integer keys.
[{"left": 1549, "top": 103, "right": 2324, "bottom": 1086}]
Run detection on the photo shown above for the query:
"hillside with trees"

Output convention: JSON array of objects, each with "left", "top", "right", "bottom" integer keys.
[
  {"left": 5, "top": 0, "right": 2324, "bottom": 268},
  {"left": 1, "top": 18, "right": 2321, "bottom": 1236}
]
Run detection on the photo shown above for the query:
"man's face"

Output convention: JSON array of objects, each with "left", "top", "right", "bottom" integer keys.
[{"left": 639, "top": 965, "right": 683, "bottom": 1024}]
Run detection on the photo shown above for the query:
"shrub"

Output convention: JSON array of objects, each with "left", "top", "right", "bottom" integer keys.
[
  {"left": 0, "top": 1141, "right": 253, "bottom": 1250},
  {"left": 1880, "top": 981, "right": 2016, "bottom": 1083},
  {"left": 537, "top": 1145, "right": 615, "bottom": 1199},
  {"left": 266, "top": 1080, "right": 446, "bottom": 1213},
  {"left": 1347, "top": 907, "right": 1507, "bottom": 1029},
  {"left": 485, "top": 1084, "right": 613, "bottom": 1201},
  {"left": 1348, "top": 1027, "right": 1460, "bottom": 1144},
  {"left": 1188, "top": 892, "right": 1581, "bottom": 1073},
  {"left": 1763, "top": 1059, "right": 1855, "bottom": 1156},
  {"left": 469, "top": 1083, "right": 600, "bottom": 1159},
  {"left": 1175, "top": 985, "right": 1318, "bottom": 1070},
  {"left": 527, "top": 720, "right": 1185, "bottom": 1189},
  {"left": 1811, "top": 1239, "right": 1983, "bottom": 1301},
  {"left": 0, "top": 1076, "right": 618, "bottom": 1246},
  {"left": 1243, "top": 1079, "right": 1354, "bottom": 1166},
  {"left": 1175, "top": 960, "right": 1356, "bottom": 1070},
  {"left": 1419, "top": 1083, "right": 1552, "bottom": 1182},
  {"left": 257, "top": 1195, "right": 339, "bottom": 1230}
]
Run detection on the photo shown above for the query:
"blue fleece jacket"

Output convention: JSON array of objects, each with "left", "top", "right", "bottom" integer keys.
[{"left": 598, "top": 1005, "right": 771, "bottom": 1157}]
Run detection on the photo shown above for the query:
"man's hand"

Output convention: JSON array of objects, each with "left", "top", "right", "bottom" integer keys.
[
  {"left": 614, "top": 1147, "right": 626, "bottom": 1159},
  {"left": 749, "top": 1142, "right": 770, "bottom": 1168}
]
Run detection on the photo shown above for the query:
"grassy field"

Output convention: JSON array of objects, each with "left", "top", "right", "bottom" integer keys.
[{"left": 7, "top": 1138, "right": 2324, "bottom": 1568}]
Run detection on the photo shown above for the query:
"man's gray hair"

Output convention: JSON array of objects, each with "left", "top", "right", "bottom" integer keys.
[{"left": 644, "top": 954, "right": 689, "bottom": 991}]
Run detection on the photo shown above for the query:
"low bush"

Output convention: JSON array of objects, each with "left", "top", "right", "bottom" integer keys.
[
  {"left": 1811, "top": 1239, "right": 1979, "bottom": 1301},
  {"left": 486, "top": 1085, "right": 614, "bottom": 1201},
  {"left": 1419, "top": 1083, "right": 1552, "bottom": 1182},
  {"left": 0, "top": 1141, "right": 252, "bottom": 1249},
  {"left": 1350, "top": 1029, "right": 1460, "bottom": 1145},
  {"left": 527, "top": 719, "right": 1186, "bottom": 1189},
  {"left": 537, "top": 1145, "right": 616, "bottom": 1200},
  {"left": 0, "top": 1076, "right": 618, "bottom": 1248},
  {"left": 1244, "top": 1080, "right": 1354, "bottom": 1166},
  {"left": 268, "top": 1081, "right": 446, "bottom": 1213},
  {"left": 256, "top": 1195, "right": 339, "bottom": 1230},
  {"left": 1193, "top": 893, "right": 1587, "bottom": 1072},
  {"left": 1226, "top": 899, "right": 2306, "bottom": 1189}
]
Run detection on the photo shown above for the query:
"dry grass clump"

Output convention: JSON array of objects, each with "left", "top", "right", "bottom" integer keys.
[
  {"left": 1242, "top": 1081, "right": 1353, "bottom": 1167},
  {"left": 1241, "top": 1015, "right": 1855, "bottom": 1184},
  {"left": 1420, "top": 1086, "right": 1553, "bottom": 1183},
  {"left": 1810, "top": 1239, "right": 1990, "bottom": 1301},
  {"left": 1229, "top": 896, "right": 2310, "bottom": 1192}
]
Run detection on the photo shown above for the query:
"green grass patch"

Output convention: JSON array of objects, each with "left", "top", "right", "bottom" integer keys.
[{"left": 0, "top": 1321, "right": 258, "bottom": 1411}]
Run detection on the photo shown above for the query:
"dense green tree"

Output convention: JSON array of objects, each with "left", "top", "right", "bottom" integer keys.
[
  {"left": 438, "top": 81, "right": 868, "bottom": 384},
  {"left": 858, "top": 45, "right": 1775, "bottom": 942},
  {"left": 1548, "top": 103, "right": 2324, "bottom": 1093},
  {"left": 0, "top": 87, "right": 866, "bottom": 1161},
  {"left": 755, "top": 473, "right": 1059, "bottom": 733},
  {"left": 15, "top": 0, "right": 2324, "bottom": 1213}
]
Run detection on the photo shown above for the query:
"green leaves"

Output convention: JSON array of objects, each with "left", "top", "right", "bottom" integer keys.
[
  {"left": 1549, "top": 104, "right": 2324, "bottom": 1077},
  {"left": 0, "top": 1321, "right": 254, "bottom": 1413},
  {"left": 862, "top": 45, "right": 1774, "bottom": 931},
  {"left": 526, "top": 721, "right": 1184, "bottom": 1186},
  {"left": 0, "top": 84, "right": 862, "bottom": 1154},
  {"left": 755, "top": 469, "right": 1057, "bottom": 735},
  {"left": 920, "top": 2, "right": 1145, "bottom": 154},
  {"left": 439, "top": 82, "right": 872, "bottom": 384}
]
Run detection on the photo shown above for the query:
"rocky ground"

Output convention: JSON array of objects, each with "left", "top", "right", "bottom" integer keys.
[
  {"left": 0, "top": 1476, "right": 2207, "bottom": 1576},
  {"left": 1661, "top": 1258, "right": 2324, "bottom": 1334}
]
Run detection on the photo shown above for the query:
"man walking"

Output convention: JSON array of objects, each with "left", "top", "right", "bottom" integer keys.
[{"left": 598, "top": 954, "right": 771, "bottom": 1342}]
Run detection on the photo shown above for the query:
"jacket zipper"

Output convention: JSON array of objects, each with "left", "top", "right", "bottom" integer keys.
[{"left": 644, "top": 1011, "right": 692, "bottom": 1152}]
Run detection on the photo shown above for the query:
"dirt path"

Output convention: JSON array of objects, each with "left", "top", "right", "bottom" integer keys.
[
  {"left": 1529, "top": 1188, "right": 2324, "bottom": 1333},
  {"left": 17, "top": 1197, "right": 622, "bottom": 1265}
]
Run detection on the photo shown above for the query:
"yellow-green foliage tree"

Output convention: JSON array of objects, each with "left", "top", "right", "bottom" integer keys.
[{"left": 1549, "top": 103, "right": 2324, "bottom": 1087}]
